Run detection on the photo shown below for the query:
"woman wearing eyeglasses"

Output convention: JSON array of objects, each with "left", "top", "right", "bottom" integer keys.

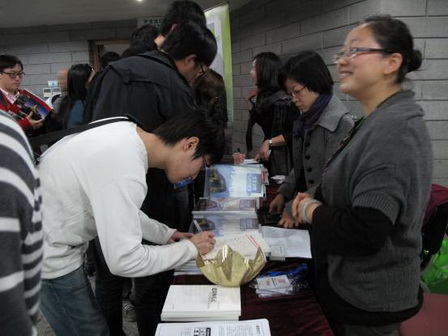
[
  {"left": 269, "top": 51, "right": 353, "bottom": 227},
  {"left": 0, "top": 54, "right": 44, "bottom": 131},
  {"left": 292, "top": 15, "right": 432, "bottom": 335}
]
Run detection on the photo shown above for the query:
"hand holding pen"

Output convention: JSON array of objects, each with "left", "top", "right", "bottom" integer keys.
[
  {"left": 232, "top": 147, "right": 246, "bottom": 164},
  {"left": 190, "top": 230, "right": 216, "bottom": 255}
]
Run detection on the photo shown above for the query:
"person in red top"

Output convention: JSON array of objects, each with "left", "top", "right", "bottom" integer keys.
[{"left": 0, "top": 54, "right": 44, "bottom": 131}]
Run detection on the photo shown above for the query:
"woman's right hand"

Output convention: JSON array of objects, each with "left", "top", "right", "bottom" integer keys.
[
  {"left": 232, "top": 152, "right": 246, "bottom": 164},
  {"left": 269, "top": 194, "right": 285, "bottom": 214},
  {"left": 278, "top": 209, "right": 298, "bottom": 228},
  {"left": 190, "top": 231, "right": 216, "bottom": 255}
]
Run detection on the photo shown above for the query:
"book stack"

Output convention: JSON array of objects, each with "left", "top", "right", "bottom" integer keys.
[
  {"left": 155, "top": 319, "right": 272, "bottom": 336},
  {"left": 161, "top": 285, "right": 241, "bottom": 322}
]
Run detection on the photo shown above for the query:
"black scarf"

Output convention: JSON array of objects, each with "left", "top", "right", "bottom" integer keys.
[{"left": 293, "top": 94, "right": 332, "bottom": 138}]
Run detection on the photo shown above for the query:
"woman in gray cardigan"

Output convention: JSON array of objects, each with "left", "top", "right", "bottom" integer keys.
[
  {"left": 269, "top": 51, "right": 353, "bottom": 227},
  {"left": 292, "top": 15, "right": 432, "bottom": 335}
]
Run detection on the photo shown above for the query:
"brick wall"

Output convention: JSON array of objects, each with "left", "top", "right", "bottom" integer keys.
[
  {"left": 230, "top": 0, "right": 448, "bottom": 187},
  {"left": 0, "top": 19, "right": 136, "bottom": 95}
]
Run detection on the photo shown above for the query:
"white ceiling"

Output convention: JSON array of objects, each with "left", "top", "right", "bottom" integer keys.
[{"left": 0, "top": 0, "right": 252, "bottom": 28}]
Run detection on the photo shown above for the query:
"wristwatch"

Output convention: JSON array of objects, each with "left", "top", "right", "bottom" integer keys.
[{"left": 268, "top": 139, "right": 273, "bottom": 147}]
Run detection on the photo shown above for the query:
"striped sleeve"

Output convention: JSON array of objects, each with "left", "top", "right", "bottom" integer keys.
[{"left": 0, "top": 111, "right": 43, "bottom": 336}]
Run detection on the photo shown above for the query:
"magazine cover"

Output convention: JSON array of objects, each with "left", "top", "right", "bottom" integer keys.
[
  {"left": 204, "top": 164, "right": 266, "bottom": 198},
  {"left": 193, "top": 197, "right": 259, "bottom": 215},
  {"left": 190, "top": 213, "right": 259, "bottom": 236},
  {"left": 19, "top": 89, "right": 52, "bottom": 119}
]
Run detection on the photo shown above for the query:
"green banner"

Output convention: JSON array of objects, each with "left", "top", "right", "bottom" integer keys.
[{"left": 205, "top": 3, "right": 233, "bottom": 122}]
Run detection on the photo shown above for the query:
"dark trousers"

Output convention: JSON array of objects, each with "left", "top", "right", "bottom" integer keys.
[{"left": 134, "top": 268, "right": 174, "bottom": 336}]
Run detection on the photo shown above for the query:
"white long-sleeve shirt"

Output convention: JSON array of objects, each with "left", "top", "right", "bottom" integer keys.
[{"left": 39, "top": 121, "right": 197, "bottom": 279}]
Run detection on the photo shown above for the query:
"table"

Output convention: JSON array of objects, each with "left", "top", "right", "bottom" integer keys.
[{"left": 174, "top": 260, "right": 334, "bottom": 336}]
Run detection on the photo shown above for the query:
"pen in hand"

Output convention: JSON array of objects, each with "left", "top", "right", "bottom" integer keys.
[{"left": 193, "top": 220, "right": 203, "bottom": 233}]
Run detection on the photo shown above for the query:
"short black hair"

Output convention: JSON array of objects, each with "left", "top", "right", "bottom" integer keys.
[
  {"left": 159, "top": 1, "right": 206, "bottom": 37},
  {"left": 153, "top": 109, "right": 226, "bottom": 165},
  {"left": 0, "top": 54, "right": 23, "bottom": 72},
  {"left": 130, "top": 23, "right": 158, "bottom": 49},
  {"left": 282, "top": 51, "right": 333, "bottom": 95},
  {"left": 254, "top": 52, "right": 281, "bottom": 96},
  {"left": 99, "top": 52, "right": 120, "bottom": 69},
  {"left": 161, "top": 21, "right": 217, "bottom": 66}
]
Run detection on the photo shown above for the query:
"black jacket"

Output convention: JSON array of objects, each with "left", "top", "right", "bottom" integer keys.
[
  {"left": 90, "top": 50, "right": 195, "bottom": 131},
  {"left": 87, "top": 50, "right": 196, "bottom": 229}
]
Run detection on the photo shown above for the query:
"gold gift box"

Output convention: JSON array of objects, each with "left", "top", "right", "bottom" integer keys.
[{"left": 197, "top": 245, "right": 266, "bottom": 287}]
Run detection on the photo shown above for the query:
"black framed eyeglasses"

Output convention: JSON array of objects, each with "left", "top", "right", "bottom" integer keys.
[
  {"left": 1, "top": 71, "right": 26, "bottom": 79},
  {"left": 333, "top": 47, "right": 394, "bottom": 63}
]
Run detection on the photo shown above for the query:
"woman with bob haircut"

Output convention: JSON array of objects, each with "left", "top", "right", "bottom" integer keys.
[
  {"left": 269, "top": 51, "right": 353, "bottom": 228},
  {"left": 292, "top": 15, "right": 432, "bottom": 335},
  {"left": 243, "top": 52, "right": 298, "bottom": 177}
]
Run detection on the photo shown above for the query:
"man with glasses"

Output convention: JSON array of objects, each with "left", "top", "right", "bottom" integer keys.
[{"left": 0, "top": 54, "right": 44, "bottom": 131}]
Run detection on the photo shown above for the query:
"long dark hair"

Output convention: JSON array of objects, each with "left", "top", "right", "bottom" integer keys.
[
  {"left": 254, "top": 52, "right": 282, "bottom": 98},
  {"left": 63, "top": 63, "right": 93, "bottom": 127}
]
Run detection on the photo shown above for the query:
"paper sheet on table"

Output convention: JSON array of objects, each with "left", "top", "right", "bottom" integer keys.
[
  {"left": 261, "top": 226, "right": 312, "bottom": 259},
  {"left": 204, "top": 232, "right": 270, "bottom": 260},
  {"left": 242, "top": 159, "right": 259, "bottom": 164},
  {"left": 155, "top": 318, "right": 271, "bottom": 336}
]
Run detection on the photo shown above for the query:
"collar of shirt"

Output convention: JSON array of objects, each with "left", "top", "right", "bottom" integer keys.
[{"left": 0, "top": 88, "right": 20, "bottom": 105}]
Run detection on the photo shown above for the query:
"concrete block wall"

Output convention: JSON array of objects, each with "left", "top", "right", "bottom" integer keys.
[
  {"left": 230, "top": 0, "right": 448, "bottom": 187},
  {"left": 0, "top": 19, "right": 136, "bottom": 95}
]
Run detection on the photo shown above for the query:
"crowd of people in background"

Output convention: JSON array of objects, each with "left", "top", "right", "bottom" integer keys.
[{"left": 0, "top": 0, "right": 434, "bottom": 335}]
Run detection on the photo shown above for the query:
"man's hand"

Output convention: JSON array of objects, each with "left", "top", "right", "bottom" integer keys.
[
  {"left": 269, "top": 194, "right": 285, "bottom": 214},
  {"left": 190, "top": 231, "right": 216, "bottom": 255},
  {"left": 27, "top": 111, "right": 44, "bottom": 129},
  {"left": 167, "top": 231, "right": 193, "bottom": 243}
]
